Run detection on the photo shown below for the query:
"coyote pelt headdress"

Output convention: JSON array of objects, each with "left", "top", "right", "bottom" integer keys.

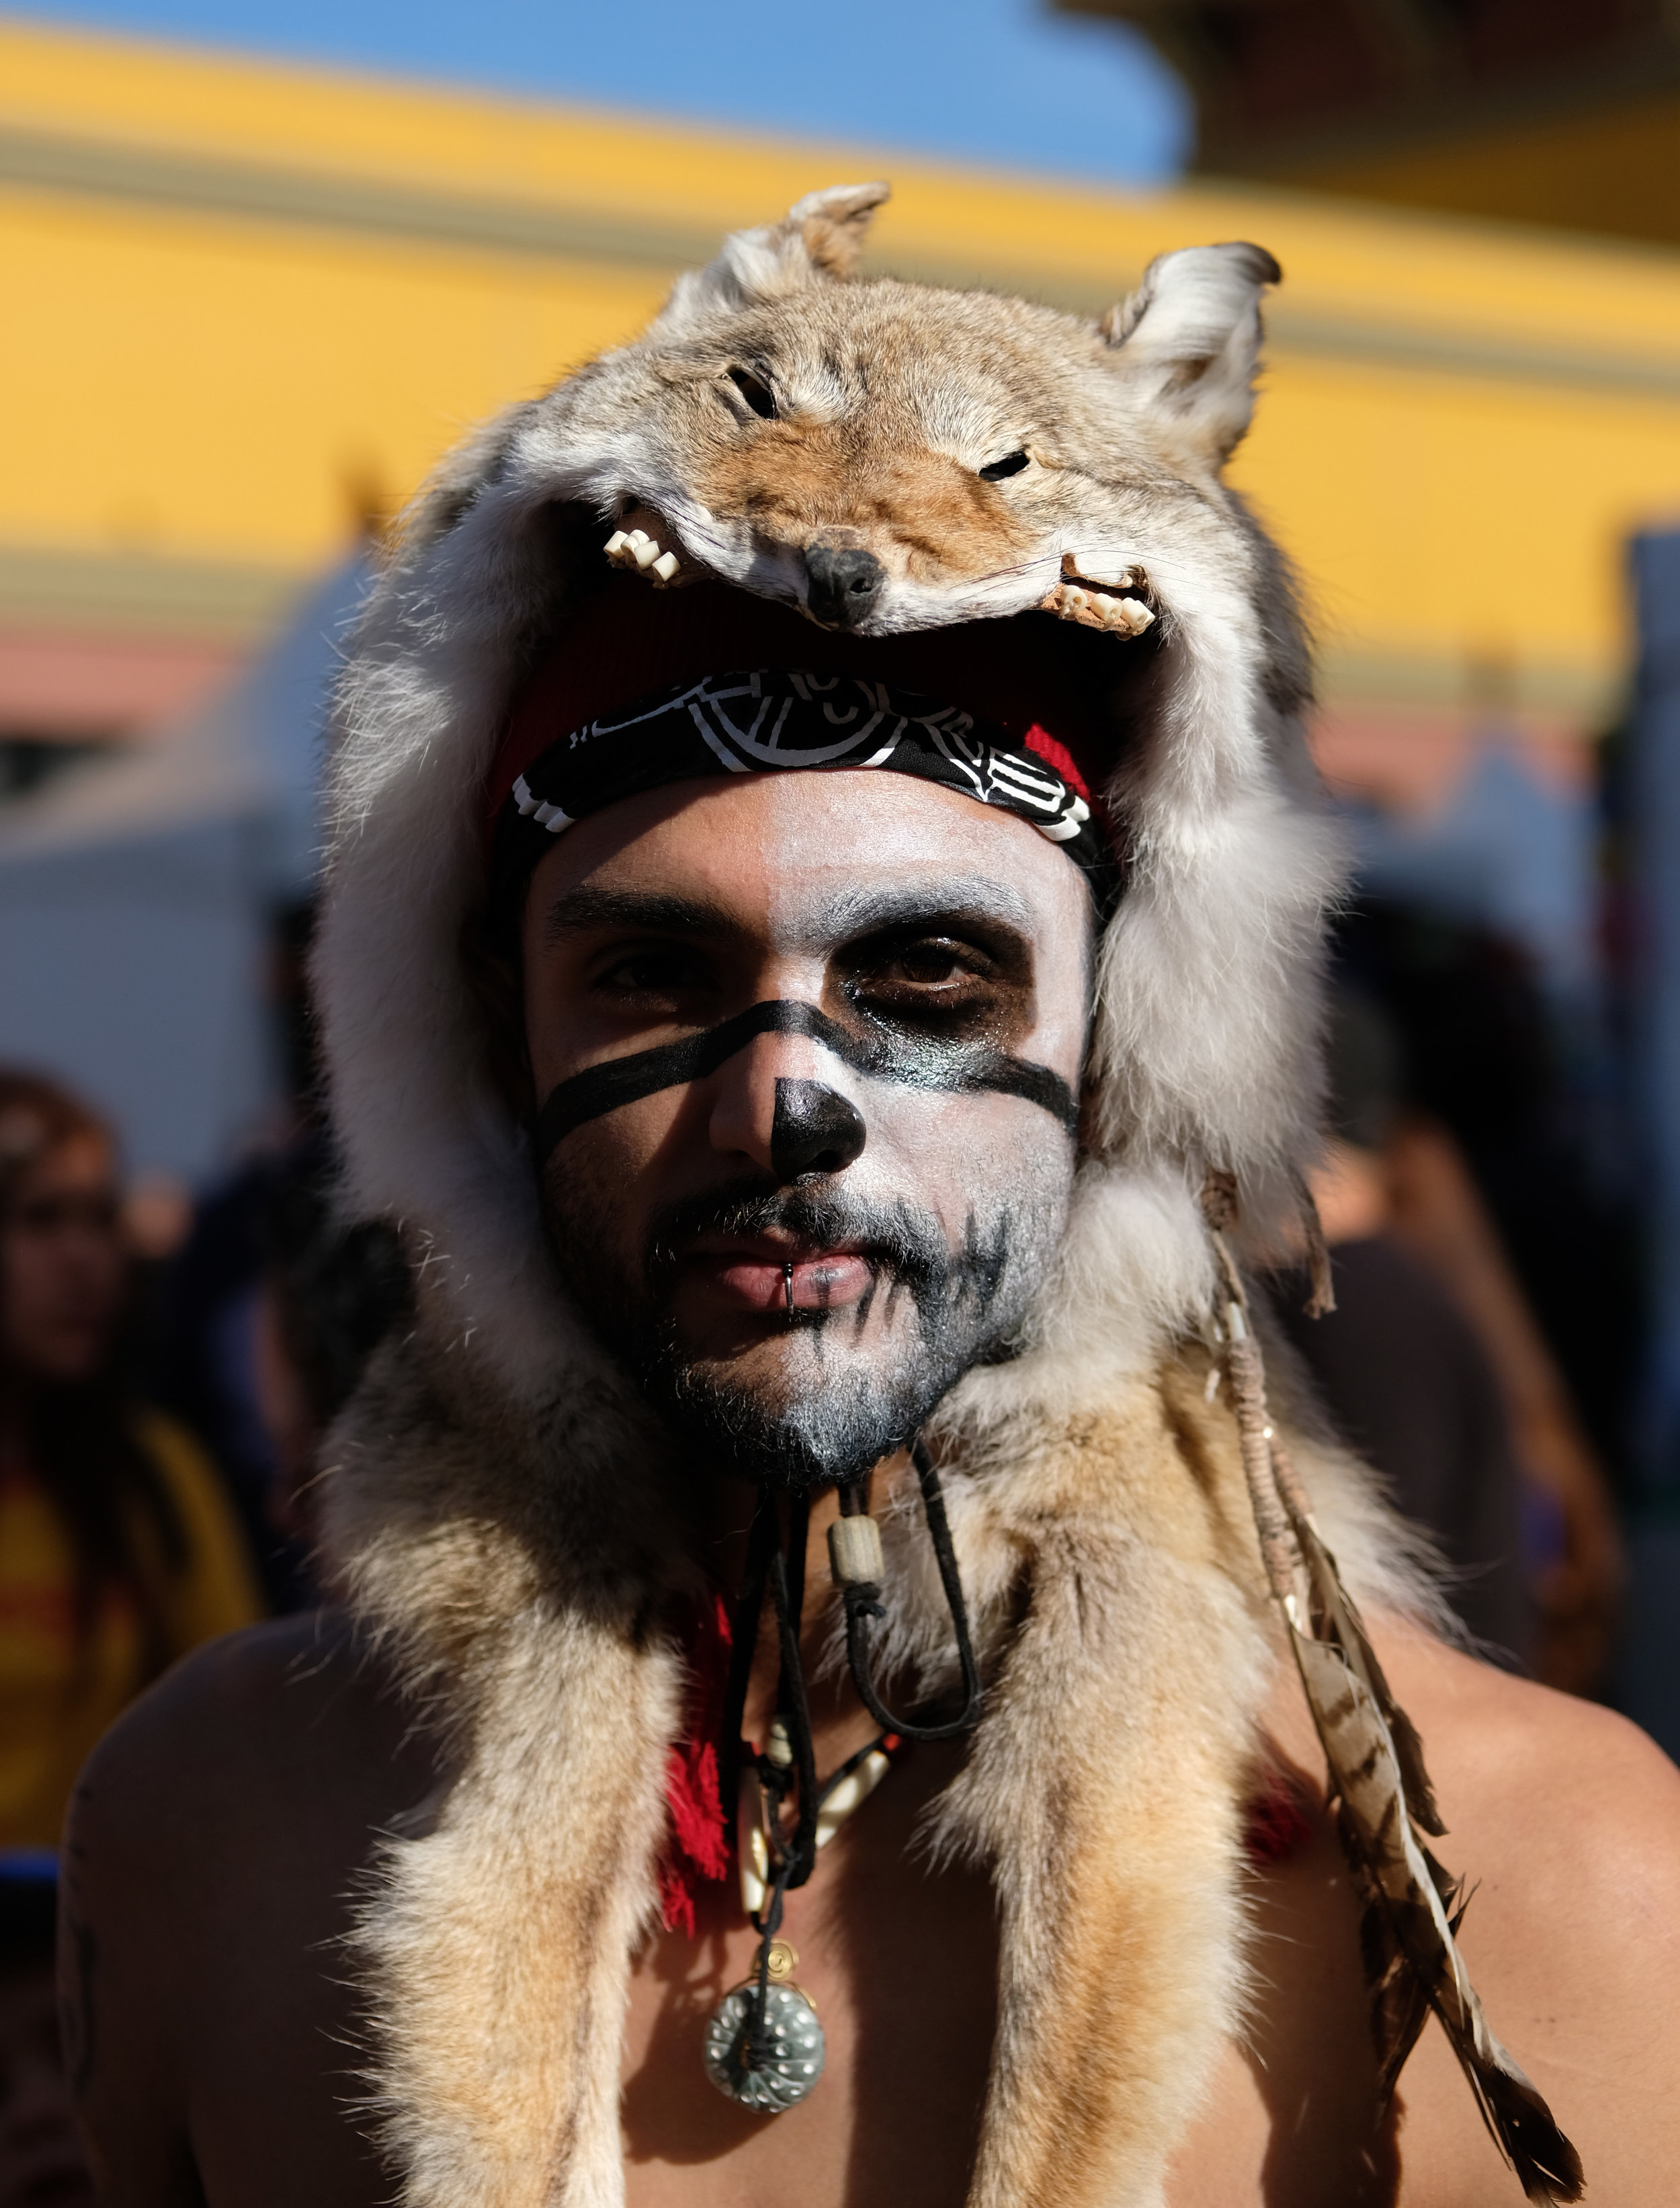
[{"left": 314, "top": 183, "right": 1581, "bottom": 2205}]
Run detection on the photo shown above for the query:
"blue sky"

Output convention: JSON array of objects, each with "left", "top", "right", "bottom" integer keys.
[{"left": 18, "top": 0, "right": 1191, "bottom": 185}]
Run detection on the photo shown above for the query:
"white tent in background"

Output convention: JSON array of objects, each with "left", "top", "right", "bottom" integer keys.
[{"left": 0, "top": 556, "right": 368, "bottom": 1183}]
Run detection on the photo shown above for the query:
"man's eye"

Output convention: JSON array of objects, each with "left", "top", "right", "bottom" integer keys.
[
  {"left": 850, "top": 937, "right": 998, "bottom": 1015},
  {"left": 594, "top": 947, "right": 706, "bottom": 998},
  {"left": 879, "top": 945, "right": 978, "bottom": 988}
]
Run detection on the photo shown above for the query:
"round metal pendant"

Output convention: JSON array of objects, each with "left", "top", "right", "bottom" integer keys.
[{"left": 702, "top": 1981, "right": 827, "bottom": 2113}]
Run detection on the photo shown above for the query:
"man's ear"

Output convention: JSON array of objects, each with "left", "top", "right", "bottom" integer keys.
[
  {"left": 659, "top": 181, "right": 890, "bottom": 326},
  {"left": 1099, "top": 241, "right": 1281, "bottom": 466}
]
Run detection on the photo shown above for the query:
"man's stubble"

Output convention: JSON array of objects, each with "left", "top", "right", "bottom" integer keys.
[{"left": 540, "top": 1152, "right": 1073, "bottom": 1491}]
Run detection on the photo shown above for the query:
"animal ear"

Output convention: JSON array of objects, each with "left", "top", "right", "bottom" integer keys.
[
  {"left": 659, "top": 180, "right": 890, "bottom": 324},
  {"left": 1099, "top": 241, "right": 1281, "bottom": 463},
  {"left": 788, "top": 180, "right": 892, "bottom": 277}
]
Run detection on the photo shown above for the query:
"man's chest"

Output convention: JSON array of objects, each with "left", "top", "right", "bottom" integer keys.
[
  {"left": 620, "top": 1787, "right": 1000, "bottom": 2208},
  {"left": 179, "top": 1765, "right": 1517, "bottom": 2208}
]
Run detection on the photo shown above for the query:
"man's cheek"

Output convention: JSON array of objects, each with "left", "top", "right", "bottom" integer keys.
[
  {"left": 541, "top": 1138, "right": 653, "bottom": 1299},
  {"left": 847, "top": 1088, "right": 1076, "bottom": 1213}
]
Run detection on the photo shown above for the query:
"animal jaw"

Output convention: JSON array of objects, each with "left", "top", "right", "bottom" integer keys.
[{"left": 1040, "top": 554, "right": 1158, "bottom": 638}]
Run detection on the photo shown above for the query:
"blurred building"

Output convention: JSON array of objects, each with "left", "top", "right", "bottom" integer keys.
[
  {"left": 3, "top": 13, "right": 1680, "bottom": 1177},
  {"left": 1060, "top": 0, "right": 1680, "bottom": 248}
]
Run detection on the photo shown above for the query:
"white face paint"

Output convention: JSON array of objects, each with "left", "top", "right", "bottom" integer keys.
[{"left": 521, "top": 769, "right": 1093, "bottom": 1488}]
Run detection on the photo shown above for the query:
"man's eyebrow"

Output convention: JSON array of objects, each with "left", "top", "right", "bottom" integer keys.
[
  {"left": 538, "top": 885, "right": 740, "bottom": 947},
  {"left": 799, "top": 877, "right": 1037, "bottom": 947}
]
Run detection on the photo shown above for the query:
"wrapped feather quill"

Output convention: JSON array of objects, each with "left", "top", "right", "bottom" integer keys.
[{"left": 1208, "top": 1221, "right": 1585, "bottom": 2205}]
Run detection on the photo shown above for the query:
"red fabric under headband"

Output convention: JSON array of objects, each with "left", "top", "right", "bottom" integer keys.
[{"left": 487, "top": 572, "right": 1126, "bottom": 843}]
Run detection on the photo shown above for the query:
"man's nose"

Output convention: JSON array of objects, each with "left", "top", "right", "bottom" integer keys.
[
  {"left": 771, "top": 1080, "right": 866, "bottom": 1179},
  {"left": 707, "top": 1041, "right": 866, "bottom": 1181}
]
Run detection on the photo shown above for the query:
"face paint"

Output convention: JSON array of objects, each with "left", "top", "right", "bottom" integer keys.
[
  {"left": 531, "top": 996, "right": 1079, "bottom": 1169},
  {"left": 520, "top": 771, "right": 1093, "bottom": 1492},
  {"left": 769, "top": 1080, "right": 866, "bottom": 1183},
  {"left": 543, "top": 1168, "right": 1064, "bottom": 1491}
]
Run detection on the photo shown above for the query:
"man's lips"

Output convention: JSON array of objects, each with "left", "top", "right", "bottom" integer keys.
[{"left": 679, "top": 1236, "right": 874, "bottom": 1312}]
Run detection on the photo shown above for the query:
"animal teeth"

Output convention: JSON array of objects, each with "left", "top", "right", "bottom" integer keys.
[
  {"left": 1108, "top": 596, "right": 1155, "bottom": 636},
  {"left": 605, "top": 525, "right": 682, "bottom": 584},
  {"left": 1039, "top": 577, "right": 1156, "bottom": 638}
]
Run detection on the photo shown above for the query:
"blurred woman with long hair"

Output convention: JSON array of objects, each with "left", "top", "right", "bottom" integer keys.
[{"left": 0, "top": 1071, "right": 261, "bottom": 1849}]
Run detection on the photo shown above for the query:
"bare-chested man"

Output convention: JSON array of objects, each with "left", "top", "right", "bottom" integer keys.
[{"left": 65, "top": 185, "right": 1680, "bottom": 2208}]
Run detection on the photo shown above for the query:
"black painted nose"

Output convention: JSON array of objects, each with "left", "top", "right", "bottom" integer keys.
[
  {"left": 771, "top": 1079, "right": 868, "bottom": 1181},
  {"left": 805, "top": 544, "right": 884, "bottom": 631}
]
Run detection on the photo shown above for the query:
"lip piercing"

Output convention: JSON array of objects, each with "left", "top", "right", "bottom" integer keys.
[{"left": 784, "top": 1261, "right": 795, "bottom": 1317}]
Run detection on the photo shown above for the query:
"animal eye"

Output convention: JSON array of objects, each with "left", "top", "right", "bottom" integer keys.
[
  {"left": 978, "top": 450, "right": 1030, "bottom": 481},
  {"left": 727, "top": 367, "right": 778, "bottom": 420}
]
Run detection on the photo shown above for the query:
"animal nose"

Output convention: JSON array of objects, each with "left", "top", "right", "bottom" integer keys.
[
  {"left": 771, "top": 1079, "right": 867, "bottom": 1180},
  {"left": 805, "top": 544, "right": 884, "bottom": 632}
]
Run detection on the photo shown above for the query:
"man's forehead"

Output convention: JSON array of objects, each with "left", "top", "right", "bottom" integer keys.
[
  {"left": 526, "top": 771, "right": 1081, "bottom": 953},
  {"left": 536, "top": 872, "right": 1040, "bottom": 956}
]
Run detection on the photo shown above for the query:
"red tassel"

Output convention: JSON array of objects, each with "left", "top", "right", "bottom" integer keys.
[{"left": 658, "top": 1591, "right": 735, "bottom": 1935}]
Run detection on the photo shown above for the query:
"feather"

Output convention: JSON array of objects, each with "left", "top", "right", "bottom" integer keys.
[
  {"left": 1210, "top": 1230, "right": 1584, "bottom": 2205},
  {"left": 1290, "top": 1632, "right": 1583, "bottom": 2203}
]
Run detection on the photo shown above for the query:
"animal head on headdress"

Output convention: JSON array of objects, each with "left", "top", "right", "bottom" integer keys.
[
  {"left": 403, "top": 181, "right": 1283, "bottom": 647},
  {"left": 321, "top": 183, "right": 1334, "bottom": 1399}
]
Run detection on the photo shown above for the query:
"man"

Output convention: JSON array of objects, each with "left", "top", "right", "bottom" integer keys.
[{"left": 64, "top": 185, "right": 1680, "bottom": 2207}]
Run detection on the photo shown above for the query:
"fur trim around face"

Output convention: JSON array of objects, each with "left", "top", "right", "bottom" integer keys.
[{"left": 313, "top": 184, "right": 1435, "bottom": 2205}]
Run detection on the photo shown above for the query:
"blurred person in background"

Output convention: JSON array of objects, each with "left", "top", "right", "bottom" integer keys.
[
  {"left": 0, "top": 1856, "right": 91, "bottom": 2208},
  {"left": 151, "top": 904, "right": 409, "bottom": 1603},
  {"left": 152, "top": 902, "right": 323, "bottom": 1610},
  {"left": 251, "top": 1158, "right": 410, "bottom": 1563},
  {"left": 0, "top": 1070, "right": 262, "bottom": 1851},
  {"left": 1271, "top": 992, "right": 1622, "bottom": 1691}
]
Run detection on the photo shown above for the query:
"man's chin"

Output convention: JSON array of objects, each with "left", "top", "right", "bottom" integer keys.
[{"left": 646, "top": 1351, "right": 932, "bottom": 1494}]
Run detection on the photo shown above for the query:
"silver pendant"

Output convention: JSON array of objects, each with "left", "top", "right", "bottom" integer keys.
[{"left": 702, "top": 1941, "right": 825, "bottom": 2114}]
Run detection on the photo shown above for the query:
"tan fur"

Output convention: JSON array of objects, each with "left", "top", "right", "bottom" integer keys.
[
  {"left": 689, "top": 425, "right": 1034, "bottom": 582},
  {"left": 325, "top": 1318, "right": 1333, "bottom": 2208},
  {"left": 312, "top": 184, "right": 1438, "bottom": 2205}
]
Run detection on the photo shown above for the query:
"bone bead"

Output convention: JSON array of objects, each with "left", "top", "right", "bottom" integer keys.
[{"left": 827, "top": 1514, "right": 884, "bottom": 1588}]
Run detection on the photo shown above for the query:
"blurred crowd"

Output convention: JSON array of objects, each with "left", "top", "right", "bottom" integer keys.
[
  {"left": 0, "top": 909, "right": 411, "bottom": 2205},
  {"left": 0, "top": 890, "right": 1639, "bottom": 2206}
]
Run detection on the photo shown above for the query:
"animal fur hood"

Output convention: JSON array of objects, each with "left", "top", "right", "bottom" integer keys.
[{"left": 312, "top": 184, "right": 1579, "bottom": 2207}]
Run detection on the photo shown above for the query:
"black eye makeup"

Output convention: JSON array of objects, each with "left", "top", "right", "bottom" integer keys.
[{"left": 835, "top": 918, "right": 1032, "bottom": 1042}]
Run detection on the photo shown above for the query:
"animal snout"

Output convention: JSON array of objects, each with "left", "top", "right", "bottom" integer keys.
[{"left": 805, "top": 544, "right": 884, "bottom": 631}]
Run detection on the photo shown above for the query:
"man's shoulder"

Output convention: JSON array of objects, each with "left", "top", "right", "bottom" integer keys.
[
  {"left": 65, "top": 1619, "right": 444, "bottom": 2201},
  {"left": 1394, "top": 1629, "right": 1680, "bottom": 1886},
  {"left": 1384, "top": 1629, "right": 1680, "bottom": 2158},
  {"left": 71, "top": 1611, "right": 437, "bottom": 1885}
]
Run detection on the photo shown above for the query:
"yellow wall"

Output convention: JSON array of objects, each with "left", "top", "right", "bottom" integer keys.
[{"left": 5, "top": 13, "right": 1680, "bottom": 724}]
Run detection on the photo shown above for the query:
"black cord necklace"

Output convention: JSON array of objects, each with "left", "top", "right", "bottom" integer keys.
[{"left": 702, "top": 1447, "right": 985, "bottom": 2113}]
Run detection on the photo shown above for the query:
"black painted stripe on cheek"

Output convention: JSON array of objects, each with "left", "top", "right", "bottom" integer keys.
[{"left": 530, "top": 998, "right": 1078, "bottom": 1169}]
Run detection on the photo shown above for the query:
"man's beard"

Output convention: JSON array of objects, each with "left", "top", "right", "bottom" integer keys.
[{"left": 544, "top": 1171, "right": 1059, "bottom": 1490}]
